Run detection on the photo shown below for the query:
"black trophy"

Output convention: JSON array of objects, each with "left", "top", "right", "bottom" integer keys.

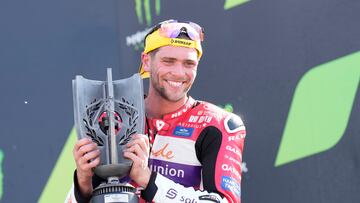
[{"left": 72, "top": 68, "right": 145, "bottom": 203}]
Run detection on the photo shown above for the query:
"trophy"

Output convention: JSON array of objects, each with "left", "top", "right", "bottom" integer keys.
[{"left": 72, "top": 68, "right": 145, "bottom": 203}]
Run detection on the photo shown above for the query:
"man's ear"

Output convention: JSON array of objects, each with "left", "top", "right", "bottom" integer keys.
[{"left": 141, "top": 53, "right": 151, "bottom": 72}]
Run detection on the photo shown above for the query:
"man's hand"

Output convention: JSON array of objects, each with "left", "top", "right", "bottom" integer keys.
[
  {"left": 123, "top": 134, "right": 151, "bottom": 188},
  {"left": 73, "top": 138, "right": 100, "bottom": 197}
]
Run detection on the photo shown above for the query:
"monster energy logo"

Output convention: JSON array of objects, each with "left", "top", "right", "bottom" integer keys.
[
  {"left": 129, "top": 0, "right": 250, "bottom": 51},
  {"left": 134, "top": 0, "right": 161, "bottom": 26},
  {"left": 127, "top": 0, "right": 161, "bottom": 50},
  {"left": 126, "top": 28, "right": 150, "bottom": 51},
  {"left": 275, "top": 51, "right": 360, "bottom": 166},
  {"left": 224, "top": 0, "right": 250, "bottom": 10},
  {"left": 134, "top": 0, "right": 250, "bottom": 26}
]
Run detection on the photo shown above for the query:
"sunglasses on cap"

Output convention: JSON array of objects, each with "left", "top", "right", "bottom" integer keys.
[{"left": 144, "top": 19, "right": 205, "bottom": 43}]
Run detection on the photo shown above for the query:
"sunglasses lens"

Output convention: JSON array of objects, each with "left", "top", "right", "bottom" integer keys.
[
  {"left": 158, "top": 21, "right": 204, "bottom": 41},
  {"left": 188, "top": 22, "right": 204, "bottom": 40},
  {"left": 169, "top": 29, "right": 181, "bottom": 38},
  {"left": 186, "top": 31, "right": 196, "bottom": 40}
]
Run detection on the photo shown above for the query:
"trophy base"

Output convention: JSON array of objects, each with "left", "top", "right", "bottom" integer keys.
[{"left": 91, "top": 183, "right": 139, "bottom": 203}]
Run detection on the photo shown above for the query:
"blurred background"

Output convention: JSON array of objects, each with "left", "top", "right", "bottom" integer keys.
[{"left": 0, "top": 0, "right": 359, "bottom": 202}]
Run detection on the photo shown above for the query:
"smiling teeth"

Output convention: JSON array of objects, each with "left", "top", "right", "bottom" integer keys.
[{"left": 168, "top": 81, "right": 182, "bottom": 87}]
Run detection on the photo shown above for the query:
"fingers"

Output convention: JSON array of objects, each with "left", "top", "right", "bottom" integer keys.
[
  {"left": 79, "top": 148, "right": 101, "bottom": 165},
  {"left": 74, "top": 138, "right": 97, "bottom": 158},
  {"left": 123, "top": 150, "right": 139, "bottom": 162},
  {"left": 126, "top": 134, "right": 150, "bottom": 156},
  {"left": 123, "top": 147, "right": 148, "bottom": 172},
  {"left": 78, "top": 156, "right": 101, "bottom": 172},
  {"left": 124, "top": 146, "right": 148, "bottom": 172},
  {"left": 74, "top": 138, "right": 93, "bottom": 152},
  {"left": 73, "top": 138, "right": 101, "bottom": 177},
  {"left": 123, "top": 134, "right": 151, "bottom": 188},
  {"left": 123, "top": 134, "right": 150, "bottom": 168},
  {"left": 126, "top": 142, "right": 146, "bottom": 157}
]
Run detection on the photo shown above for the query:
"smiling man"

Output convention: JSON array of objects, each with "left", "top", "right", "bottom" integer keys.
[
  {"left": 70, "top": 19, "right": 246, "bottom": 203},
  {"left": 143, "top": 45, "right": 198, "bottom": 117}
]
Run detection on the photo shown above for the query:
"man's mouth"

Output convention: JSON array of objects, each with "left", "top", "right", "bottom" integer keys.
[{"left": 165, "top": 80, "right": 184, "bottom": 87}]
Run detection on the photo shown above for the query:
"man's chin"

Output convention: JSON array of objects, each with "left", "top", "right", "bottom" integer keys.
[{"left": 162, "top": 92, "right": 187, "bottom": 103}]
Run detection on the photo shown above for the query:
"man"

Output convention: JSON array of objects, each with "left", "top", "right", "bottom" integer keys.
[{"left": 68, "top": 19, "right": 246, "bottom": 203}]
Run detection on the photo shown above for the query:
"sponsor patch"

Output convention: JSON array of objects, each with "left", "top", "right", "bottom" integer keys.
[
  {"left": 224, "top": 154, "right": 242, "bottom": 167},
  {"left": 170, "top": 99, "right": 194, "bottom": 118},
  {"left": 150, "top": 135, "right": 200, "bottom": 165},
  {"left": 180, "top": 196, "right": 198, "bottom": 203},
  {"left": 170, "top": 38, "right": 192, "bottom": 46},
  {"left": 221, "top": 176, "right": 241, "bottom": 197},
  {"left": 171, "top": 108, "right": 188, "bottom": 118},
  {"left": 149, "top": 159, "right": 202, "bottom": 187},
  {"left": 199, "top": 195, "right": 220, "bottom": 203},
  {"left": 228, "top": 133, "right": 246, "bottom": 142},
  {"left": 225, "top": 145, "right": 241, "bottom": 155},
  {"left": 178, "top": 122, "right": 206, "bottom": 128},
  {"left": 222, "top": 164, "right": 241, "bottom": 180},
  {"left": 188, "top": 115, "right": 213, "bottom": 123},
  {"left": 173, "top": 126, "right": 194, "bottom": 137},
  {"left": 155, "top": 120, "right": 166, "bottom": 131},
  {"left": 166, "top": 188, "right": 178, "bottom": 199},
  {"left": 151, "top": 143, "right": 174, "bottom": 160},
  {"left": 224, "top": 114, "right": 245, "bottom": 134}
]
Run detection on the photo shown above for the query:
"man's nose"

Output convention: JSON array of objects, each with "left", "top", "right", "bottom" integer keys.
[{"left": 170, "top": 63, "right": 186, "bottom": 76}]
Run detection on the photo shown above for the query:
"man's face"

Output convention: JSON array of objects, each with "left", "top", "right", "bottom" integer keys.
[{"left": 145, "top": 45, "right": 199, "bottom": 102}]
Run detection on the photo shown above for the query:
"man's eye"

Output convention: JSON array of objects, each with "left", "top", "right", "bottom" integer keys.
[
  {"left": 163, "top": 60, "right": 174, "bottom": 64},
  {"left": 185, "top": 61, "right": 196, "bottom": 67}
]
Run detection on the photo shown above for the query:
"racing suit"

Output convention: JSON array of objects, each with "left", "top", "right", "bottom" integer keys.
[{"left": 69, "top": 97, "right": 246, "bottom": 203}]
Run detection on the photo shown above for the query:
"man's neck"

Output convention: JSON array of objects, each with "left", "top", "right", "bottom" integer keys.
[{"left": 145, "top": 94, "right": 188, "bottom": 119}]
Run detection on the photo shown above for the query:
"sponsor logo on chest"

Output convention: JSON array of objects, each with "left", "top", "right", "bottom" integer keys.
[
  {"left": 178, "top": 122, "right": 206, "bottom": 129},
  {"left": 152, "top": 143, "right": 174, "bottom": 159},
  {"left": 173, "top": 126, "right": 194, "bottom": 137},
  {"left": 188, "top": 115, "right": 213, "bottom": 123}
]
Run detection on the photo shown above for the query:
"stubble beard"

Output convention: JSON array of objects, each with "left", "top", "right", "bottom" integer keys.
[{"left": 151, "top": 74, "right": 192, "bottom": 103}]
